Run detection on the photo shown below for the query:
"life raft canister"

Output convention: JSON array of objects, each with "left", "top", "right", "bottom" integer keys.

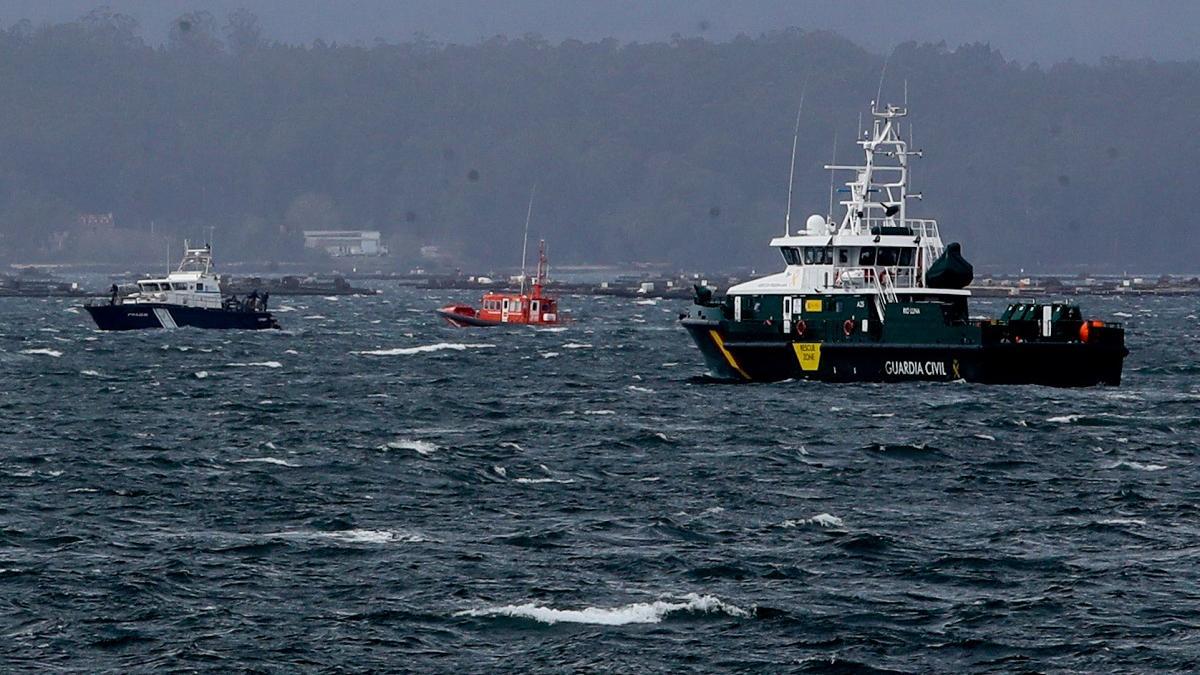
[
  {"left": 1079, "top": 319, "right": 1105, "bottom": 343},
  {"left": 843, "top": 319, "right": 855, "bottom": 336}
]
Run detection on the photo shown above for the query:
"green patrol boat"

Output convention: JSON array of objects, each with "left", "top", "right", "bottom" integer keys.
[{"left": 681, "top": 102, "right": 1127, "bottom": 386}]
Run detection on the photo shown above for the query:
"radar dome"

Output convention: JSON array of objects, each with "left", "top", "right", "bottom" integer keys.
[{"left": 805, "top": 214, "right": 826, "bottom": 234}]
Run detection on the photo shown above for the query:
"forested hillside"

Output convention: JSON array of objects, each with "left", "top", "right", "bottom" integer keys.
[{"left": 0, "top": 8, "right": 1195, "bottom": 271}]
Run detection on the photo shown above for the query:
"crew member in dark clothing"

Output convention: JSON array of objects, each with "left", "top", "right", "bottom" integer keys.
[
  {"left": 109, "top": 284, "right": 119, "bottom": 305},
  {"left": 260, "top": 292, "right": 269, "bottom": 310}
]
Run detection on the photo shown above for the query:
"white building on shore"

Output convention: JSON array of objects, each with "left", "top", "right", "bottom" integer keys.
[{"left": 303, "top": 230, "right": 388, "bottom": 257}]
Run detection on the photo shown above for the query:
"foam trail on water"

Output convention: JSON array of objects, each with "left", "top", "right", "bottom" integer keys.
[{"left": 456, "top": 593, "right": 749, "bottom": 625}]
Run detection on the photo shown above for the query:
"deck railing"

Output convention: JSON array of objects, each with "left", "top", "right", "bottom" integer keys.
[{"left": 835, "top": 266, "right": 922, "bottom": 291}]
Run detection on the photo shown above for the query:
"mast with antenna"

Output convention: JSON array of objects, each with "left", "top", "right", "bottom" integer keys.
[
  {"left": 519, "top": 184, "right": 535, "bottom": 296},
  {"left": 827, "top": 130, "right": 838, "bottom": 221},
  {"left": 783, "top": 79, "right": 807, "bottom": 236},
  {"left": 874, "top": 48, "right": 893, "bottom": 113}
]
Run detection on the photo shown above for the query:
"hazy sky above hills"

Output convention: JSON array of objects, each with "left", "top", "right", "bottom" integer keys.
[{"left": 1, "top": 0, "right": 1197, "bottom": 64}]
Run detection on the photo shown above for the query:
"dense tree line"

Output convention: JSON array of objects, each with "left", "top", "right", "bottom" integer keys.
[{"left": 0, "top": 8, "right": 1195, "bottom": 271}]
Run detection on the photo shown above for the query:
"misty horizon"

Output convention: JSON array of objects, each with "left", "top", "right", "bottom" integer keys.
[{"left": 0, "top": 4, "right": 1195, "bottom": 273}]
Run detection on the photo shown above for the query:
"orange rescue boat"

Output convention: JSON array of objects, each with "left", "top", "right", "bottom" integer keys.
[{"left": 436, "top": 240, "right": 562, "bottom": 327}]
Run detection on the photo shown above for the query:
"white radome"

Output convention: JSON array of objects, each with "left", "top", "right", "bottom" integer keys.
[{"left": 805, "top": 214, "right": 826, "bottom": 235}]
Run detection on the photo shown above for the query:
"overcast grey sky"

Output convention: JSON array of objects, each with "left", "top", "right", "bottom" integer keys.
[{"left": 1, "top": 0, "right": 1197, "bottom": 64}]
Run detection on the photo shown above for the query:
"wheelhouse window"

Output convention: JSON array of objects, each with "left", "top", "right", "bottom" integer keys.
[
  {"left": 858, "top": 247, "right": 876, "bottom": 266},
  {"left": 780, "top": 247, "right": 801, "bottom": 265},
  {"left": 196, "top": 283, "right": 204, "bottom": 291},
  {"left": 899, "top": 248, "right": 915, "bottom": 266},
  {"left": 877, "top": 247, "right": 899, "bottom": 267},
  {"left": 837, "top": 248, "right": 849, "bottom": 264}
]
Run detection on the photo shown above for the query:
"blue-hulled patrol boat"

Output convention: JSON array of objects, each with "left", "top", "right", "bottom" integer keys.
[{"left": 86, "top": 244, "right": 279, "bottom": 331}]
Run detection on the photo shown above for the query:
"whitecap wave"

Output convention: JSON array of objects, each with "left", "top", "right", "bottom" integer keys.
[
  {"left": 1098, "top": 517, "right": 1147, "bottom": 526},
  {"left": 562, "top": 342, "right": 592, "bottom": 349},
  {"left": 583, "top": 410, "right": 615, "bottom": 415},
  {"left": 781, "top": 513, "right": 844, "bottom": 528},
  {"left": 226, "top": 361, "right": 283, "bottom": 368},
  {"left": 540, "top": 352, "right": 560, "bottom": 358},
  {"left": 233, "top": 457, "right": 299, "bottom": 467},
  {"left": 20, "top": 348, "right": 62, "bottom": 357},
  {"left": 456, "top": 593, "right": 749, "bottom": 625},
  {"left": 514, "top": 477, "right": 576, "bottom": 484},
  {"left": 354, "top": 343, "right": 494, "bottom": 356},
  {"left": 627, "top": 385, "right": 655, "bottom": 393},
  {"left": 1047, "top": 414, "right": 1081, "bottom": 423},
  {"left": 384, "top": 439, "right": 437, "bottom": 455},
  {"left": 194, "top": 370, "right": 209, "bottom": 379},
  {"left": 80, "top": 369, "right": 102, "bottom": 377},
  {"left": 268, "top": 529, "right": 428, "bottom": 544},
  {"left": 1104, "top": 460, "right": 1167, "bottom": 472}
]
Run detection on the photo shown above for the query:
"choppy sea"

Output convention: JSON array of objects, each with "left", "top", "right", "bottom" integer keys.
[{"left": 1, "top": 287, "right": 1197, "bottom": 672}]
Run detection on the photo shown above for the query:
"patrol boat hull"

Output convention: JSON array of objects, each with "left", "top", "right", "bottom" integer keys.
[
  {"left": 682, "top": 302, "right": 1127, "bottom": 388},
  {"left": 86, "top": 303, "right": 279, "bottom": 331},
  {"left": 684, "top": 320, "right": 1123, "bottom": 386}
]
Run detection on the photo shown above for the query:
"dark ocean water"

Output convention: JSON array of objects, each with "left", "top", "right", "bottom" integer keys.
[{"left": 1, "top": 287, "right": 1197, "bottom": 672}]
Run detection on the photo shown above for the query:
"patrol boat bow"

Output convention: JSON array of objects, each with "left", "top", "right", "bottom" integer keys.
[
  {"left": 85, "top": 244, "right": 280, "bottom": 331},
  {"left": 680, "top": 101, "right": 1127, "bottom": 386}
]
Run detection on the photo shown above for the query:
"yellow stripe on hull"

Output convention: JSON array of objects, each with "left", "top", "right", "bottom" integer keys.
[{"left": 709, "top": 330, "right": 751, "bottom": 380}]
